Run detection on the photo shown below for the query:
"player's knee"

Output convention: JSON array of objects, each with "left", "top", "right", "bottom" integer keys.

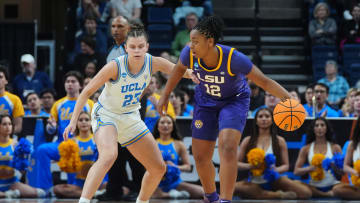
[
  {"left": 149, "top": 160, "right": 166, "bottom": 176},
  {"left": 219, "top": 142, "right": 237, "bottom": 159},
  {"left": 98, "top": 149, "right": 117, "bottom": 167}
]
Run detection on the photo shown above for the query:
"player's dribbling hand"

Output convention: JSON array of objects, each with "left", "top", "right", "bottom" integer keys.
[
  {"left": 156, "top": 95, "right": 169, "bottom": 116},
  {"left": 63, "top": 122, "right": 76, "bottom": 141}
]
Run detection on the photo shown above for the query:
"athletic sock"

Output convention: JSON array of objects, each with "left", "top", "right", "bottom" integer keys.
[
  {"left": 205, "top": 191, "right": 219, "bottom": 202},
  {"left": 136, "top": 197, "right": 149, "bottom": 203},
  {"left": 78, "top": 197, "right": 90, "bottom": 203}
]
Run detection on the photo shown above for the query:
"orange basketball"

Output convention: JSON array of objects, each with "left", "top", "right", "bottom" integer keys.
[{"left": 273, "top": 99, "right": 306, "bottom": 131}]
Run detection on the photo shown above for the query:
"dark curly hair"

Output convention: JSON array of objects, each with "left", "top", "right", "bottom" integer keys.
[{"left": 193, "top": 15, "right": 224, "bottom": 44}]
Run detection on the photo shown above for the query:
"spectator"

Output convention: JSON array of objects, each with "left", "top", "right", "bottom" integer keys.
[
  {"left": 169, "top": 89, "right": 193, "bottom": 116},
  {"left": 340, "top": 3, "right": 360, "bottom": 48},
  {"left": 249, "top": 80, "right": 265, "bottom": 112},
  {"left": 84, "top": 61, "right": 97, "bottom": 77},
  {"left": 352, "top": 91, "right": 360, "bottom": 116},
  {"left": 182, "top": 0, "right": 213, "bottom": 16},
  {"left": 109, "top": 0, "right": 142, "bottom": 22},
  {"left": 309, "top": 2, "right": 337, "bottom": 45},
  {"left": 32, "top": 71, "right": 94, "bottom": 191},
  {"left": 289, "top": 88, "right": 301, "bottom": 102},
  {"left": 0, "top": 67, "right": 24, "bottom": 134},
  {"left": 53, "top": 112, "right": 106, "bottom": 198},
  {"left": 235, "top": 108, "right": 311, "bottom": 199},
  {"left": 252, "top": 92, "right": 280, "bottom": 117},
  {"left": 303, "top": 84, "right": 315, "bottom": 117},
  {"left": 333, "top": 116, "right": 360, "bottom": 199},
  {"left": 152, "top": 115, "right": 204, "bottom": 199},
  {"left": 144, "top": 75, "right": 176, "bottom": 133},
  {"left": 0, "top": 114, "right": 46, "bottom": 198},
  {"left": 294, "top": 117, "right": 342, "bottom": 198},
  {"left": 339, "top": 88, "right": 357, "bottom": 117},
  {"left": 12, "top": 54, "right": 53, "bottom": 101},
  {"left": 318, "top": 60, "right": 349, "bottom": 106},
  {"left": 172, "top": 12, "right": 198, "bottom": 58},
  {"left": 75, "top": 14, "right": 108, "bottom": 55},
  {"left": 25, "top": 92, "right": 49, "bottom": 116},
  {"left": 72, "top": 36, "right": 106, "bottom": 74},
  {"left": 40, "top": 89, "right": 56, "bottom": 114},
  {"left": 307, "top": 83, "right": 339, "bottom": 117},
  {"left": 76, "top": 0, "right": 108, "bottom": 24}
]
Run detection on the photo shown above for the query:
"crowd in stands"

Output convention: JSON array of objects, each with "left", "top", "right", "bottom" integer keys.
[{"left": 3, "top": 0, "right": 360, "bottom": 201}]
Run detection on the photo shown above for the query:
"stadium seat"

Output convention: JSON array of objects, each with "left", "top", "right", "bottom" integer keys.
[{"left": 147, "top": 7, "right": 173, "bottom": 24}]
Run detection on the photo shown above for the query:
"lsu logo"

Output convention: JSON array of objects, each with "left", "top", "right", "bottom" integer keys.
[{"left": 194, "top": 120, "right": 203, "bottom": 129}]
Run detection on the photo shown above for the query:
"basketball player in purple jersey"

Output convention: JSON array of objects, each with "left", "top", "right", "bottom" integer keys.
[{"left": 157, "top": 16, "right": 291, "bottom": 203}]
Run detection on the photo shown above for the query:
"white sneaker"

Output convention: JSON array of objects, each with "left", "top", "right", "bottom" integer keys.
[
  {"left": 169, "top": 189, "right": 190, "bottom": 199},
  {"left": 5, "top": 189, "right": 20, "bottom": 198}
]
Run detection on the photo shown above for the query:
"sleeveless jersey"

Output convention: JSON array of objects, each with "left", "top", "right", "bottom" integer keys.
[
  {"left": 251, "top": 140, "right": 274, "bottom": 184},
  {"left": 180, "top": 44, "right": 252, "bottom": 102},
  {"left": 74, "top": 134, "right": 97, "bottom": 181},
  {"left": 0, "top": 139, "right": 17, "bottom": 191},
  {"left": 308, "top": 142, "right": 339, "bottom": 187},
  {"left": 98, "top": 53, "right": 152, "bottom": 114},
  {"left": 157, "top": 138, "right": 180, "bottom": 165},
  {"left": 353, "top": 142, "right": 360, "bottom": 163}
]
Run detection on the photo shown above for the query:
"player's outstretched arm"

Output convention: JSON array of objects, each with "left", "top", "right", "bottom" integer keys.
[
  {"left": 152, "top": 56, "right": 194, "bottom": 79},
  {"left": 247, "top": 65, "right": 291, "bottom": 101},
  {"left": 63, "top": 61, "right": 118, "bottom": 140},
  {"left": 156, "top": 60, "right": 188, "bottom": 116}
]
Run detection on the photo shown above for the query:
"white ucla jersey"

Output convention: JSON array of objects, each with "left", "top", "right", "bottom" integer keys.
[{"left": 98, "top": 53, "right": 152, "bottom": 114}]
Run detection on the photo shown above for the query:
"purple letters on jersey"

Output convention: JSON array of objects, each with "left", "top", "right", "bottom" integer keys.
[{"left": 179, "top": 44, "right": 253, "bottom": 100}]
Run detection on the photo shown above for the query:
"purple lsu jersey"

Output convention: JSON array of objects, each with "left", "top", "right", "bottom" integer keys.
[
  {"left": 180, "top": 44, "right": 253, "bottom": 102},
  {"left": 179, "top": 44, "right": 253, "bottom": 140}
]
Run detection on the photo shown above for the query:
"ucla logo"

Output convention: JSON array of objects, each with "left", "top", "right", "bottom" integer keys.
[
  {"left": 121, "top": 73, "right": 127, "bottom": 78},
  {"left": 194, "top": 120, "right": 203, "bottom": 129}
]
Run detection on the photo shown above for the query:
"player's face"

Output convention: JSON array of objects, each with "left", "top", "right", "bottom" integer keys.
[
  {"left": 64, "top": 76, "right": 81, "bottom": 95},
  {"left": 0, "top": 72, "right": 8, "bottom": 90},
  {"left": 349, "top": 91, "right": 357, "bottom": 106},
  {"left": 125, "top": 36, "right": 149, "bottom": 61},
  {"left": 256, "top": 109, "right": 272, "bottom": 129},
  {"left": 158, "top": 116, "right": 174, "bottom": 136},
  {"left": 111, "top": 17, "right": 129, "bottom": 42},
  {"left": 77, "top": 113, "right": 91, "bottom": 133},
  {"left": 0, "top": 116, "right": 12, "bottom": 136},
  {"left": 189, "top": 30, "right": 213, "bottom": 59},
  {"left": 314, "top": 119, "right": 327, "bottom": 137}
]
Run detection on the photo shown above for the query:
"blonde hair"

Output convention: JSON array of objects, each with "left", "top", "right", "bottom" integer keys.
[{"left": 313, "top": 2, "right": 330, "bottom": 18}]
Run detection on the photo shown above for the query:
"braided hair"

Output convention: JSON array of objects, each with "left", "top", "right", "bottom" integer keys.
[
  {"left": 193, "top": 15, "right": 224, "bottom": 44},
  {"left": 125, "top": 22, "right": 148, "bottom": 42}
]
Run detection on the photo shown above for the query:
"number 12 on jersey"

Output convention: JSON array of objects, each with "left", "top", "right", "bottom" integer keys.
[{"left": 204, "top": 84, "right": 221, "bottom": 97}]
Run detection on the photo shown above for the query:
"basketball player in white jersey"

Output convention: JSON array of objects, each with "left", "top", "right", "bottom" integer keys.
[{"left": 62, "top": 25, "right": 195, "bottom": 203}]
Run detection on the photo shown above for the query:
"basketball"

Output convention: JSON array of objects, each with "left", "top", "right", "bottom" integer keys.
[{"left": 273, "top": 99, "right": 306, "bottom": 131}]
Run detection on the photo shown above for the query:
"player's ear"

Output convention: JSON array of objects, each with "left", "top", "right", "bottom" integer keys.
[{"left": 207, "top": 37, "right": 215, "bottom": 47}]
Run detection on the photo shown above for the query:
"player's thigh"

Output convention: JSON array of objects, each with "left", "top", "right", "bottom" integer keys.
[
  {"left": 93, "top": 125, "right": 118, "bottom": 155},
  {"left": 192, "top": 105, "right": 219, "bottom": 141},
  {"left": 219, "top": 97, "right": 249, "bottom": 134},
  {"left": 127, "top": 132, "right": 164, "bottom": 171}
]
